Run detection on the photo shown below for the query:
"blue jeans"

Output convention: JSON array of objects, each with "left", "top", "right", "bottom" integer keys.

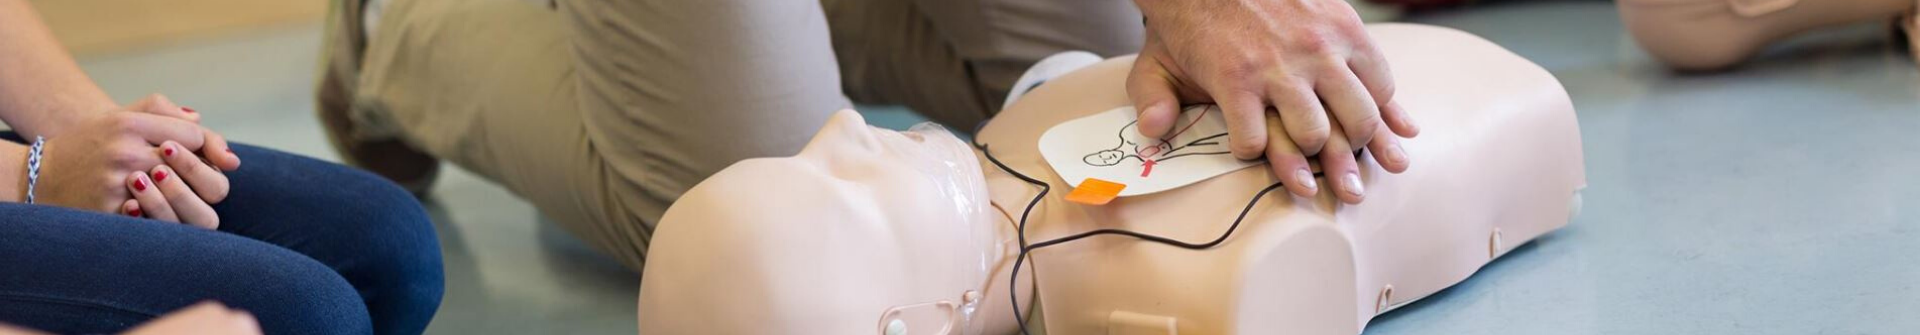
[{"left": 0, "top": 135, "right": 444, "bottom": 335}]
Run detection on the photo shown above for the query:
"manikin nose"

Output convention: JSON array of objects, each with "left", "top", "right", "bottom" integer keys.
[{"left": 822, "top": 110, "right": 883, "bottom": 149}]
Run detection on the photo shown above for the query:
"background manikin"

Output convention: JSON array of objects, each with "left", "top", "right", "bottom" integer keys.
[
  {"left": 1617, "top": 0, "right": 1917, "bottom": 70},
  {"left": 637, "top": 23, "right": 1586, "bottom": 334}
]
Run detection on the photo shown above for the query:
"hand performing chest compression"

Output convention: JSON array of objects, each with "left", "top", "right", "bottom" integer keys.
[{"left": 1127, "top": 0, "right": 1420, "bottom": 204}]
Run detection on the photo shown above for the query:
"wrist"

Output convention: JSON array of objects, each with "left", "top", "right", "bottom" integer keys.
[
  {"left": 0, "top": 141, "right": 26, "bottom": 203},
  {"left": 17, "top": 102, "right": 113, "bottom": 139}
]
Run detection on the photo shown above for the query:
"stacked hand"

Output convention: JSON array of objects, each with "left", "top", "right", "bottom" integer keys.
[
  {"left": 1128, "top": 0, "right": 1419, "bottom": 204},
  {"left": 31, "top": 94, "right": 240, "bottom": 228}
]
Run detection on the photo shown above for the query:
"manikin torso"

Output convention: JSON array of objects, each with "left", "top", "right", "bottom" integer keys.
[
  {"left": 973, "top": 24, "right": 1584, "bottom": 334},
  {"left": 637, "top": 23, "right": 1587, "bottom": 335}
]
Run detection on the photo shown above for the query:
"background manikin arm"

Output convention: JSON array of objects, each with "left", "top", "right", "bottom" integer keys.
[{"left": 1616, "top": 0, "right": 1912, "bottom": 70}]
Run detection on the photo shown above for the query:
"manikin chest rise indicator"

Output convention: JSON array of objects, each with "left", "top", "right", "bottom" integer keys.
[{"left": 1040, "top": 105, "right": 1260, "bottom": 196}]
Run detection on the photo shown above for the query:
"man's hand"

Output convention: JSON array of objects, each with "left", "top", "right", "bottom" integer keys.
[{"left": 1128, "top": 0, "right": 1419, "bottom": 204}]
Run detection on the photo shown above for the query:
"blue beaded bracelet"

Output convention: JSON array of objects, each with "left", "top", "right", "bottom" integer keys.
[{"left": 25, "top": 136, "right": 44, "bottom": 204}]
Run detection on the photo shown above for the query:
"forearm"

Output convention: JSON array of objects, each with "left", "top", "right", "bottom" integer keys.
[
  {"left": 0, "top": 140, "right": 24, "bottom": 203},
  {"left": 0, "top": 0, "right": 118, "bottom": 139},
  {"left": 0, "top": 138, "right": 21, "bottom": 201}
]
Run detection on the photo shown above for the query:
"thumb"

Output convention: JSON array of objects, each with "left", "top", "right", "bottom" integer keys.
[{"left": 1126, "top": 58, "right": 1181, "bottom": 139}]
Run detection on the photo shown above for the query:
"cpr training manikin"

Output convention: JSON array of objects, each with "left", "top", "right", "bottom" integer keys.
[{"left": 636, "top": 23, "right": 1588, "bottom": 335}]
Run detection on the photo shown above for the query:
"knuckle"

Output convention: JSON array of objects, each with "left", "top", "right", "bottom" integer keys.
[
  {"left": 1370, "top": 79, "right": 1397, "bottom": 101},
  {"left": 142, "top": 93, "right": 167, "bottom": 107},
  {"left": 171, "top": 156, "right": 203, "bottom": 174},
  {"left": 1316, "top": 57, "right": 1352, "bottom": 77},
  {"left": 1285, "top": 116, "right": 1331, "bottom": 141},
  {"left": 105, "top": 174, "right": 131, "bottom": 193},
  {"left": 1349, "top": 112, "right": 1382, "bottom": 129},
  {"left": 1292, "top": 127, "right": 1331, "bottom": 151},
  {"left": 1230, "top": 136, "right": 1266, "bottom": 154},
  {"left": 200, "top": 179, "right": 230, "bottom": 203},
  {"left": 1288, "top": 29, "right": 1339, "bottom": 55},
  {"left": 106, "top": 113, "right": 139, "bottom": 131},
  {"left": 166, "top": 189, "right": 200, "bottom": 208},
  {"left": 160, "top": 180, "right": 193, "bottom": 201},
  {"left": 1221, "top": 53, "right": 1270, "bottom": 79},
  {"left": 1277, "top": 98, "right": 1324, "bottom": 118},
  {"left": 110, "top": 148, "right": 149, "bottom": 167},
  {"left": 202, "top": 188, "right": 229, "bottom": 204}
]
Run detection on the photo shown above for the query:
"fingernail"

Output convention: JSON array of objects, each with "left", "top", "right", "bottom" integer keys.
[
  {"left": 182, "top": 107, "right": 196, "bottom": 113},
  {"left": 1386, "top": 143, "right": 1407, "bottom": 165},
  {"left": 1343, "top": 173, "right": 1365, "bottom": 197},
  {"left": 1294, "top": 168, "right": 1317, "bottom": 192},
  {"left": 154, "top": 170, "right": 168, "bottom": 182},
  {"left": 128, "top": 208, "right": 143, "bottom": 217},
  {"left": 133, "top": 178, "right": 147, "bottom": 191},
  {"left": 163, "top": 146, "right": 175, "bottom": 157}
]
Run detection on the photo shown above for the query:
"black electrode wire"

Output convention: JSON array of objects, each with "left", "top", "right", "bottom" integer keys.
[
  {"left": 976, "top": 143, "right": 1294, "bottom": 335},
  {"left": 975, "top": 144, "right": 1049, "bottom": 334}
]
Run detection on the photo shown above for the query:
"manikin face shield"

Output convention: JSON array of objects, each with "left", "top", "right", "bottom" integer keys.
[{"left": 869, "top": 122, "right": 998, "bottom": 335}]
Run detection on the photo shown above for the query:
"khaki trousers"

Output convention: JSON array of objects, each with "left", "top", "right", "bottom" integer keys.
[{"left": 319, "top": 0, "right": 1143, "bottom": 271}]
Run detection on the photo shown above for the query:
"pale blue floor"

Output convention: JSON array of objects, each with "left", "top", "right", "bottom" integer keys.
[
  {"left": 62, "top": 0, "right": 1920, "bottom": 333},
  {"left": 1371, "top": 1, "right": 1920, "bottom": 334}
]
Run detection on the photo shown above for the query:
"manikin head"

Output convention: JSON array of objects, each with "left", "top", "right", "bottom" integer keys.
[{"left": 637, "top": 110, "right": 1007, "bottom": 335}]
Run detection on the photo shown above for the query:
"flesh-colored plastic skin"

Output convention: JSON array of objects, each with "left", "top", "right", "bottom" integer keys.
[
  {"left": 977, "top": 23, "right": 1585, "bottom": 334},
  {"left": 639, "top": 23, "right": 1586, "bottom": 334},
  {"left": 1617, "top": 0, "right": 1912, "bottom": 70},
  {"left": 636, "top": 118, "right": 1016, "bottom": 334}
]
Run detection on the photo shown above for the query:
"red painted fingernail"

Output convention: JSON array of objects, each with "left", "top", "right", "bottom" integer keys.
[
  {"left": 154, "top": 170, "right": 168, "bottom": 182},
  {"left": 128, "top": 208, "right": 143, "bottom": 217},
  {"left": 182, "top": 107, "right": 196, "bottom": 113},
  {"left": 163, "top": 147, "right": 175, "bottom": 157},
  {"left": 133, "top": 178, "right": 147, "bottom": 191}
]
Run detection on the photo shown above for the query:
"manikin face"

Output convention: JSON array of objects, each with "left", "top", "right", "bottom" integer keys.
[{"left": 638, "top": 110, "right": 1001, "bottom": 335}]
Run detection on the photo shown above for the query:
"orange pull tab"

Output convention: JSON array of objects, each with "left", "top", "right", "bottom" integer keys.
[{"left": 1065, "top": 178, "right": 1126, "bottom": 205}]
